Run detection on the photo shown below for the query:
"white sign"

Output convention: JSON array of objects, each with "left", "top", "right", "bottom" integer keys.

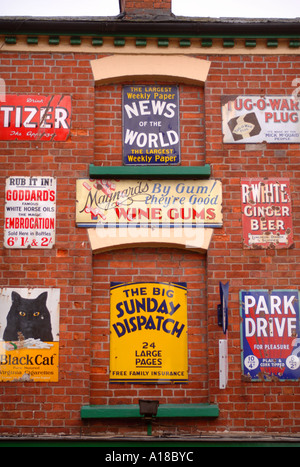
[
  {"left": 219, "top": 339, "right": 228, "bottom": 389},
  {"left": 4, "top": 176, "right": 56, "bottom": 249},
  {"left": 222, "top": 95, "right": 300, "bottom": 143}
]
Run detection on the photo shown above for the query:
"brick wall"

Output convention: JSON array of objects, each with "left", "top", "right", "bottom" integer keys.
[
  {"left": 89, "top": 248, "right": 207, "bottom": 434},
  {"left": 0, "top": 48, "right": 299, "bottom": 437},
  {"left": 206, "top": 55, "right": 300, "bottom": 433},
  {"left": 0, "top": 52, "right": 95, "bottom": 436},
  {"left": 120, "top": 0, "right": 171, "bottom": 11}
]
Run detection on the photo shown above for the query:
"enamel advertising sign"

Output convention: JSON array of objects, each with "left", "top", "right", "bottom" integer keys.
[
  {"left": 123, "top": 85, "right": 180, "bottom": 165},
  {"left": 110, "top": 282, "right": 188, "bottom": 382},
  {"left": 4, "top": 176, "right": 56, "bottom": 249},
  {"left": 240, "top": 290, "right": 300, "bottom": 381},
  {"left": 222, "top": 95, "right": 300, "bottom": 143},
  {"left": 241, "top": 178, "right": 293, "bottom": 249},
  {"left": 0, "top": 94, "right": 71, "bottom": 141},
  {"left": 76, "top": 178, "right": 222, "bottom": 228},
  {"left": 0, "top": 288, "right": 60, "bottom": 382}
]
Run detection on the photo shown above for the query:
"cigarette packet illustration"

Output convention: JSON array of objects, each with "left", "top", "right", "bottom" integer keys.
[{"left": 227, "top": 112, "right": 261, "bottom": 141}]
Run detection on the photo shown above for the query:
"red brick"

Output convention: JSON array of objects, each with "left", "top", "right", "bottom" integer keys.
[{"left": 0, "top": 33, "right": 299, "bottom": 440}]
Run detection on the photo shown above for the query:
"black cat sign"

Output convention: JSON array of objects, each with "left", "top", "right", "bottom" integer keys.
[{"left": 0, "top": 288, "right": 60, "bottom": 382}]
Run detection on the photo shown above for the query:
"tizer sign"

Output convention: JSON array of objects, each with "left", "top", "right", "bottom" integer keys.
[
  {"left": 240, "top": 290, "right": 300, "bottom": 381},
  {"left": 0, "top": 95, "right": 71, "bottom": 141},
  {"left": 110, "top": 282, "right": 188, "bottom": 383}
]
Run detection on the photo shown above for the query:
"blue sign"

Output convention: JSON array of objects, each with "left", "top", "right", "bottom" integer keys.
[
  {"left": 123, "top": 85, "right": 180, "bottom": 165},
  {"left": 218, "top": 281, "right": 229, "bottom": 334},
  {"left": 240, "top": 290, "right": 300, "bottom": 381}
]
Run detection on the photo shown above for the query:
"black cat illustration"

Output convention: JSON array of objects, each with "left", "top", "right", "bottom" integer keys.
[{"left": 3, "top": 291, "right": 53, "bottom": 342}]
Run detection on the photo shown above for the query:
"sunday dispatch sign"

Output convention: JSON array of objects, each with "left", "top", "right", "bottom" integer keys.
[
  {"left": 240, "top": 290, "right": 300, "bottom": 381},
  {"left": 110, "top": 282, "right": 188, "bottom": 383},
  {"left": 122, "top": 85, "right": 180, "bottom": 165}
]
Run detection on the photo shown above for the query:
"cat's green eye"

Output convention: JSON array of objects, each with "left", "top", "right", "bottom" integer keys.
[
  {"left": 33, "top": 312, "right": 40, "bottom": 317},
  {"left": 19, "top": 311, "right": 26, "bottom": 316}
]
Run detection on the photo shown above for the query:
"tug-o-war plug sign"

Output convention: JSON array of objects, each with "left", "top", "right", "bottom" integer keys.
[{"left": 222, "top": 95, "right": 300, "bottom": 143}]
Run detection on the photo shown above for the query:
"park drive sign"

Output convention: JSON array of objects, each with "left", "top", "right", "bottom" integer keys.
[{"left": 240, "top": 289, "right": 300, "bottom": 381}]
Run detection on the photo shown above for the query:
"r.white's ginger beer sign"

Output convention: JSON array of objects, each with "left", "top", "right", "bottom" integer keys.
[{"left": 241, "top": 178, "right": 293, "bottom": 249}]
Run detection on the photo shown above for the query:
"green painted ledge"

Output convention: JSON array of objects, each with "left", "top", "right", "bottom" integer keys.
[
  {"left": 89, "top": 164, "right": 211, "bottom": 179},
  {"left": 0, "top": 437, "right": 299, "bottom": 447},
  {"left": 81, "top": 403, "right": 219, "bottom": 419}
]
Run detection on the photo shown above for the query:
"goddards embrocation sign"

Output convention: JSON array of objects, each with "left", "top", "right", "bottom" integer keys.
[
  {"left": 240, "top": 290, "right": 300, "bottom": 381},
  {"left": 222, "top": 95, "right": 300, "bottom": 143},
  {"left": 123, "top": 85, "right": 180, "bottom": 165},
  {"left": 0, "top": 288, "right": 60, "bottom": 382},
  {"left": 110, "top": 282, "right": 188, "bottom": 382},
  {"left": 4, "top": 176, "right": 56, "bottom": 249}
]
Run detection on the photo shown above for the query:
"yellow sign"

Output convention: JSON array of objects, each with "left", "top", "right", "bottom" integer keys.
[
  {"left": 0, "top": 342, "right": 59, "bottom": 382},
  {"left": 110, "top": 282, "right": 188, "bottom": 382},
  {"left": 0, "top": 288, "right": 60, "bottom": 382}
]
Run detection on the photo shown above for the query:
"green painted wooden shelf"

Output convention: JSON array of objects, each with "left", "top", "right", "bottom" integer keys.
[
  {"left": 81, "top": 403, "right": 219, "bottom": 419},
  {"left": 89, "top": 164, "right": 211, "bottom": 179}
]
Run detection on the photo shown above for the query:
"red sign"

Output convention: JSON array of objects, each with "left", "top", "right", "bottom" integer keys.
[
  {"left": 241, "top": 178, "right": 294, "bottom": 249},
  {"left": 0, "top": 95, "right": 71, "bottom": 141}
]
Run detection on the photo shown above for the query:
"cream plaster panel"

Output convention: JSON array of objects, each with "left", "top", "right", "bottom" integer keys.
[
  {"left": 87, "top": 227, "right": 214, "bottom": 254},
  {"left": 90, "top": 54, "right": 211, "bottom": 85}
]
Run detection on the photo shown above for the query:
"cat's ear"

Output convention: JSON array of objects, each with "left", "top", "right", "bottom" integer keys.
[
  {"left": 37, "top": 292, "right": 48, "bottom": 305},
  {"left": 11, "top": 291, "right": 21, "bottom": 303}
]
